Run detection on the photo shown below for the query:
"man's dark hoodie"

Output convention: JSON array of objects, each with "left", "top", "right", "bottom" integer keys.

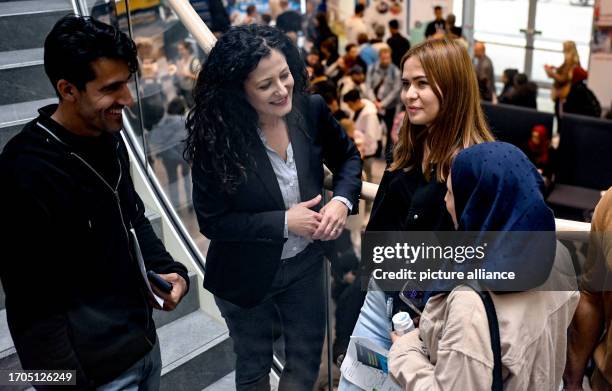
[{"left": 0, "top": 105, "right": 189, "bottom": 389}]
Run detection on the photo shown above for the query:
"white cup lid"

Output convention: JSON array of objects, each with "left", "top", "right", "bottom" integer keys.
[{"left": 392, "top": 311, "right": 413, "bottom": 331}]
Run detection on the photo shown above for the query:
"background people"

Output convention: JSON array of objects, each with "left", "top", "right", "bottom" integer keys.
[
  {"left": 445, "top": 13, "right": 462, "bottom": 38},
  {"left": 242, "top": 4, "right": 260, "bottom": 25},
  {"left": 365, "top": 46, "right": 401, "bottom": 152},
  {"left": 357, "top": 33, "right": 378, "bottom": 67},
  {"left": 276, "top": 0, "right": 303, "bottom": 34},
  {"left": 498, "top": 68, "right": 519, "bottom": 103},
  {"left": 170, "top": 40, "right": 201, "bottom": 108},
  {"left": 563, "top": 65, "right": 602, "bottom": 118},
  {"left": 523, "top": 124, "right": 550, "bottom": 175},
  {"left": 341, "top": 43, "right": 368, "bottom": 75},
  {"left": 313, "top": 12, "right": 337, "bottom": 52},
  {"left": 339, "top": 64, "right": 367, "bottom": 96},
  {"left": 474, "top": 41, "right": 496, "bottom": 102},
  {"left": 343, "top": 89, "right": 382, "bottom": 183},
  {"left": 147, "top": 97, "right": 192, "bottom": 208},
  {"left": 544, "top": 40, "right": 581, "bottom": 117},
  {"left": 185, "top": 24, "right": 361, "bottom": 391},
  {"left": 370, "top": 24, "right": 389, "bottom": 53},
  {"left": 193, "top": 0, "right": 231, "bottom": 36},
  {"left": 345, "top": 4, "right": 368, "bottom": 46},
  {"left": 425, "top": 6, "right": 446, "bottom": 39},
  {"left": 387, "top": 19, "right": 411, "bottom": 68},
  {"left": 499, "top": 72, "right": 538, "bottom": 109}
]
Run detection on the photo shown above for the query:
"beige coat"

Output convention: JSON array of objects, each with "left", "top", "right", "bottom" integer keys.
[{"left": 389, "top": 243, "right": 579, "bottom": 391}]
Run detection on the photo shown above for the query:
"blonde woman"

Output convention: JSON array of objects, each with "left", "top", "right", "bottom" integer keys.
[{"left": 544, "top": 40, "right": 581, "bottom": 116}]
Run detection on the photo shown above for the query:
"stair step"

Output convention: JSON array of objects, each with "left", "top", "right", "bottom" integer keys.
[
  {"left": 0, "top": 48, "right": 43, "bottom": 70},
  {"left": 0, "top": 63, "right": 55, "bottom": 105},
  {"left": 153, "top": 272, "right": 200, "bottom": 329},
  {"left": 145, "top": 208, "right": 164, "bottom": 241},
  {"left": 0, "top": 48, "right": 52, "bottom": 106},
  {"left": 161, "top": 337, "right": 235, "bottom": 391},
  {"left": 0, "top": 294, "right": 225, "bottom": 388},
  {"left": 0, "top": 310, "right": 15, "bottom": 360},
  {"left": 158, "top": 309, "right": 228, "bottom": 374},
  {"left": 0, "top": 1, "right": 74, "bottom": 51},
  {"left": 0, "top": 0, "right": 71, "bottom": 18},
  {"left": 159, "top": 310, "right": 236, "bottom": 390},
  {"left": 0, "top": 98, "right": 56, "bottom": 129},
  {"left": 201, "top": 372, "right": 236, "bottom": 391},
  {"left": 201, "top": 371, "right": 280, "bottom": 391}
]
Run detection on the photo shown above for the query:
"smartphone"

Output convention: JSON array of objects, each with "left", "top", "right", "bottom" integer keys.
[
  {"left": 147, "top": 270, "right": 173, "bottom": 294},
  {"left": 398, "top": 280, "right": 425, "bottom": 317}
]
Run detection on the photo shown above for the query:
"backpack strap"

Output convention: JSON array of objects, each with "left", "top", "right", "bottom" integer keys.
[
  {"left": 473, "top": 289, "right": 503, "bottom": 391},
  {"left": 391, "top": 284, "right": 504, "bottom": 390}
]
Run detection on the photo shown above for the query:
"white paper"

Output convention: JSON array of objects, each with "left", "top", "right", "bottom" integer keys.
[
  {"left": 129, "top": 228, "right": 164, "bottom": 308},
  {"left": 340, "top": 336, "right": 403, "bottom": 391}
]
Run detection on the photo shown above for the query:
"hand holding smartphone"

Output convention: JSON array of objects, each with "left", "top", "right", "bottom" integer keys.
[{"left": 147, "top": 270, "right": 173, "bottom": 294}]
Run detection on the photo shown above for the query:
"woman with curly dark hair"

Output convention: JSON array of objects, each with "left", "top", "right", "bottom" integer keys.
[{"left": 185, "top": 24, "right": 362, "bottom": 390}]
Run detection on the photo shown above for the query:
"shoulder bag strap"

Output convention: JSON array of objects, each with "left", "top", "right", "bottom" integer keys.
[{"left": 477, "top": 290, "right": 503, "bottom": 391}]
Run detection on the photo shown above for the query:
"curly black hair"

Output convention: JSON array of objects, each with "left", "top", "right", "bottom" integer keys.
[{"left": 185, "top": 24, "right": 309, "bottom": 194}]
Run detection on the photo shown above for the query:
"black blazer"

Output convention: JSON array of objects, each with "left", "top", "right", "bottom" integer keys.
[
  {"left": 192, "top": 94, "right": 362, "bottom": 308},
  {"left": 367, "top": 168, "right": 454, "bottom": 231}
]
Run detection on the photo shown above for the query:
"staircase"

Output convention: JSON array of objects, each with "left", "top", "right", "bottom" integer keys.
[
  {"left": 0, "top": 0, "right": 66, "bottom": 150},
  {"left": 1, "top": 293, "right": 235, "bottom": 391},
  {"left": 0, "top": 1, "right": 236, "bottom": 389},
  {"left": 0, "top": 215, "right": 235, "bottom": 390}
]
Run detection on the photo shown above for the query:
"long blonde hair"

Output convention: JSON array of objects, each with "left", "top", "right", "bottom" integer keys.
[
  {"left": 390, "top": 38, "right": 494, "bottom": 182},
  {"left": 562, "top": 40, "right": 580, "bottom": 67}
]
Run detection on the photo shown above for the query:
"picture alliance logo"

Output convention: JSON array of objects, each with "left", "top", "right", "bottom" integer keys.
[{"left": 371, "top": 243, "right": 488, "bottom": 264}]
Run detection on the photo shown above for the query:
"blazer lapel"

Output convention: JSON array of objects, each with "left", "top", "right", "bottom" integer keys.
[
  {"left": 288, "top": 125, "right": 313, "bottom": 201},
  {"left": 250, "top": 138, "right": 285, "bottom": 210}
]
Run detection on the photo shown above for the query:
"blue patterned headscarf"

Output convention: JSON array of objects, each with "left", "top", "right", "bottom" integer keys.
[
  {"left": 452, "top": 142, "right": 555, "bottom": 232},
  {"left": 447, "top": 141, "right": 557, "bottom": 291}
]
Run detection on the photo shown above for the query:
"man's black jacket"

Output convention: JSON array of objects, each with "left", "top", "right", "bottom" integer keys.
[{"left": 0, "top": 105, "right": 189, "bottom": 388}]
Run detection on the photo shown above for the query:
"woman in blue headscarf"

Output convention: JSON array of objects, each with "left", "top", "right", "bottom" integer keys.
[{"left": 388, "top": 142, "right": 579, "bottom": 390}]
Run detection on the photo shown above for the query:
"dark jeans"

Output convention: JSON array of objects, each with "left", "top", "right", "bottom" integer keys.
[
  {"left": 96, "top": 338, "right": 161, "bottom": 390},
  {"left": 214, "top": 245, "right": 326, "bottom": 391}
]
